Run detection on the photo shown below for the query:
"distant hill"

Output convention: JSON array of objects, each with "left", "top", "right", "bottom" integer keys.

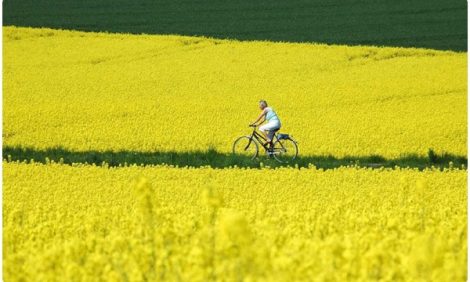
[{"left": 3, "top": 0, "right": 467, "bottom": 51}]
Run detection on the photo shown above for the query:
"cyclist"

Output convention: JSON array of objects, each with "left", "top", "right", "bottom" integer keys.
[{"left": 250, "top": 100, "right": 281, "bottom": 144}]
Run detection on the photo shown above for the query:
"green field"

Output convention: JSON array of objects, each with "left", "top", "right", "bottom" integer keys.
[
  {"left": 4, "top": 147, "right": 467, "bottom": 170},
  {"left": 3, "top": 0, "right": 467, "bottom": 51}
]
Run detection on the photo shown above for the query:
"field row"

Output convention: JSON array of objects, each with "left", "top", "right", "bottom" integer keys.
[
  {"left": 3, "top": 0, "right": 466, "bottom": 50},
  {"left": 4, "top": 162, "right": 467, "bottom": 281},
  {"left": 4, "top": 27, "right": 467, "bottom": 159}
]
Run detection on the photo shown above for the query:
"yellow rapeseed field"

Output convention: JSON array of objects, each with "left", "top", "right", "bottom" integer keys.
[
  {"left": 3, "top": 162, "right": 466, "bottom": 281},
  {"left": 3, "top": 27, "right": 467, "bottom": 158},
  {"left": 3, "top": 26, "right": 467, "bottom": 281}
]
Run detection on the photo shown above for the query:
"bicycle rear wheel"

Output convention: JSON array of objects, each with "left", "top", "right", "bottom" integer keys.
[
  {"left": 232, "top": 136, "right": 259, "bottom": 160},
  {"left": 272, "top": 138, "right": 298, "bottom": 163}
]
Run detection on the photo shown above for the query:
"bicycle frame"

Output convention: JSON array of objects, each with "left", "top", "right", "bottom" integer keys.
[
  {"left": 246, "top": 127, "right": 286, "bottom": 153},
  {"left": 233, "top": 126, "right": 298, "bottom": 162}
]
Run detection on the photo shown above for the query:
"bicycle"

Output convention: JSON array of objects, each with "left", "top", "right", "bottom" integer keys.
[{"left": 232, "top": 125, "right": 298, "bottom": 163}]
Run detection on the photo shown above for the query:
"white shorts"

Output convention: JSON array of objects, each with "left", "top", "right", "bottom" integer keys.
[{"left": 259, "top": 120, "right": 281, "bottom": 133}]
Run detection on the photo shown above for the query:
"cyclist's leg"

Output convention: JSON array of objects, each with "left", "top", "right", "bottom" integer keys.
[
  {"left": 260, "top": 121, "right": 279, "bottom": 143},
  {"left": 258, "top": 124, "right": 269, "bottom": 141},
  {"left": 267, "top": 130, "right": 276, "bottom": 142}
]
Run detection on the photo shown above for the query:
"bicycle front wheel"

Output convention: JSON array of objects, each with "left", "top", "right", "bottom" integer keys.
[
  {"left": 272, "top": 138, "right": 298, "bottom": 163},
  {"left": 232, "top": 136, "right": 259, "bottom": 160}
]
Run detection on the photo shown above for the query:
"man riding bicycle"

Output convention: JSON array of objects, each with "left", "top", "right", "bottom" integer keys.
[
  {"left": 250, "top": 100, "right": 281, "bottom": 144},
  {"left": 233, "top": 100, "right": 297, "bottom": 162}
]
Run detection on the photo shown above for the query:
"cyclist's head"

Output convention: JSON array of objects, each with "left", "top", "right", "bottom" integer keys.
[{"left": 259, "top": 100, "right": 268, "bottom": 109}]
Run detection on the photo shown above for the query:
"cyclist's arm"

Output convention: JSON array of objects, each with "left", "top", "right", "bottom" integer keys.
[
  {"left": 251, "top": 109, "right": 267, "bottom": 125},
  {"left": 257, "top": 117, "right": 266, "bottom": 125}
]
